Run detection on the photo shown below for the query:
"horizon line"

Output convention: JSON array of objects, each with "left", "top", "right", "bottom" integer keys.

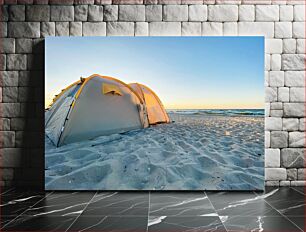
[{"left": 165, "top": 108, "right": 264, "bottom": 110}]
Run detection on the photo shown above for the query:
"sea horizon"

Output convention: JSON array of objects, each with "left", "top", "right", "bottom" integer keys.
[{"left": 166, "top": 108, "right": 264, "bottom": 116}]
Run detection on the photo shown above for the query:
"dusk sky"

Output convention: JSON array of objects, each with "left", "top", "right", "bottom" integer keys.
[{"left": 45, "top": 36, "right": 264, "bottom": 109}]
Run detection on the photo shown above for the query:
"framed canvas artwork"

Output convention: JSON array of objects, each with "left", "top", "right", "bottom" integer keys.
[{"left": 45, "top": 37, "right": 264, "bottom": 190}]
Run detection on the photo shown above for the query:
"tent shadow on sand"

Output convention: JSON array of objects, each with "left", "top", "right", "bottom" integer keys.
[{"left": 45, "top": 74, "right": 170, "bottom": 147}]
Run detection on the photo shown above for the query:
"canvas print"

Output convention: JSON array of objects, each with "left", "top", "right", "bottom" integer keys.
[{"left": 45, "top": 37, "right": 264, "bottom": 190}]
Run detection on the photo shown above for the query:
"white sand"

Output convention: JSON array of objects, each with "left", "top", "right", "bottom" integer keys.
[{"left": 45, "top": 113, "right": 264, "bottom": 190}]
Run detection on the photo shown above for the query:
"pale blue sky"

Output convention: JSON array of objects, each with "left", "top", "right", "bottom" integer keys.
[{"left": 45, "top": 36, "right": 264, "bottom": 109}]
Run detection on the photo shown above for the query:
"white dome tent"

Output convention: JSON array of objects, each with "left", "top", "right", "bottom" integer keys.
[{"left": 45, "top": 74, "right": 170, "bottom": 147}]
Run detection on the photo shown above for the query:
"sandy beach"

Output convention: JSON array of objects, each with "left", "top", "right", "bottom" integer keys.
[{"left": 45, "top": 112, "right": 264, "bottom": 191}]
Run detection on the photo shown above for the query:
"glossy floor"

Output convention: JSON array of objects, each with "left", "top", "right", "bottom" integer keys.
[{"left": 1, "top": 187, "right": 305, "bottom": 231}]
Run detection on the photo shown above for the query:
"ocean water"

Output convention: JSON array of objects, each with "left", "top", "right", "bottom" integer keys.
[{"left": 167, "top": 109, "right": 264, "bottom": 117}]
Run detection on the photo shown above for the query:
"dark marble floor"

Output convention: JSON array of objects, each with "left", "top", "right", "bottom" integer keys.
[{"left": 0, "top": 187, "right": 305, "bottom": 231}]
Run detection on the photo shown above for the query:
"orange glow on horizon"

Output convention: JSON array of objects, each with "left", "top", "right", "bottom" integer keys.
[
  {"left": 45, "top": 96, "right": 264, "bottom": 110},
  {"left": 45, "top": 94, "right": 55, "bottom": 108}
]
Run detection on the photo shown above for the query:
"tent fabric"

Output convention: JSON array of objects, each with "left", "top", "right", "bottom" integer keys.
[
  {"left": 102, "top": 83, "right": 123, "bottom": 96},
  {"left": 45, "top": 84, "right": 81, "bottom": 146},
  {"left": 59, "top": 76, "right": 145, "bottom": 146},
  {"left": 45, "top": 74, "right": 169, "bottom": 147},
  {"left": 47, "top": 80, "right": 82, "bottom": 110},
  {"left": 129, "top": 83, "right": 170, "bottom": 124}
]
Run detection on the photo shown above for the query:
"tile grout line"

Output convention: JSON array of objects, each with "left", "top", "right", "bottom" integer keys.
[
  {"left": 146, "top": 191, "right": 151, "bottom": 232},
  {"left": 2, "top": 191, "right": 54, "bottom": 230},
  {"left": 65, "top": 192, "right": 97, "bottom": 232},
  {"left": 254, "top": 190, "right": 304, "bottom": 232},
  {"left": 263, "top": 199, "right": 303, "bottom": 232},
  {"left": 290, "top": 187, "right": 306, "bottom": 196},
  {"left": 0, "top": 187, "right": 15, "bottom": 196},
  {"left": 205, "top": 191, "right": 228, "bottom": 232}
]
